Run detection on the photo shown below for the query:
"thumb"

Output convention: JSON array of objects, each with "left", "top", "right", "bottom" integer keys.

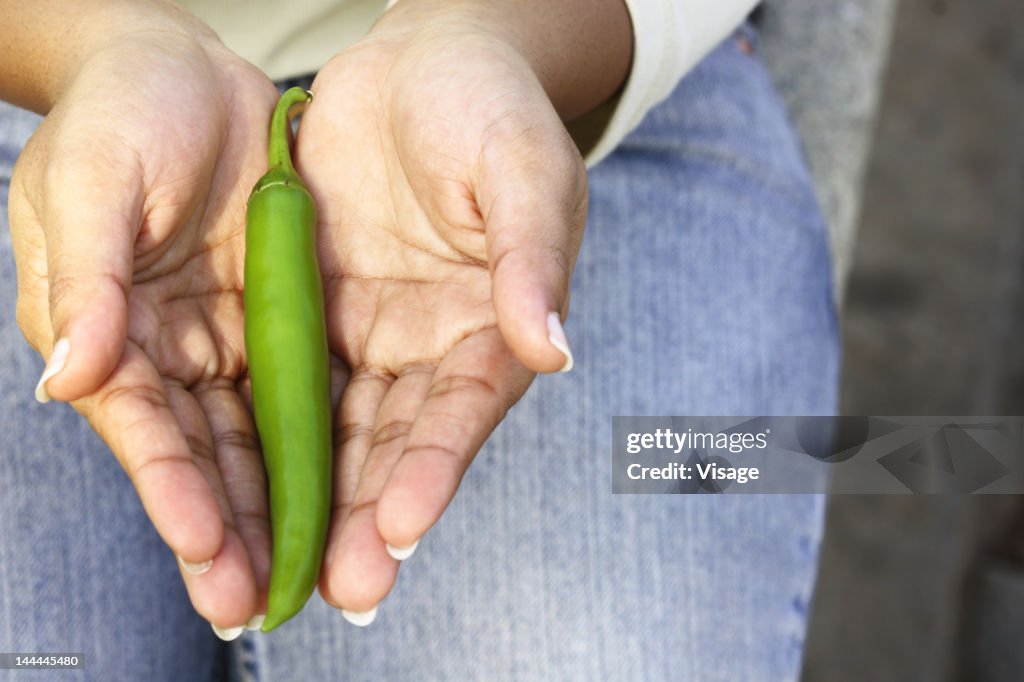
[
  {"left": 34, "top": 160, "right": 138, "bottom": 403},
  {"left": 480, "top": 124, "right": 588, "bottom": 374}
]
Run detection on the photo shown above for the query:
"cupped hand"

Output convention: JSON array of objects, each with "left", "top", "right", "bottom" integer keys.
[
  {"left": 299, "top": 13, "right": 588, "bottom": 615},
  {"left": 8, "top": 19, "right": 283, "bottom": 632}
]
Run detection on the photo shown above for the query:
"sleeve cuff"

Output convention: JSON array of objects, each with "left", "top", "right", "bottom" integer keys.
[{"left": 577, "top": 0, "right": 758, "bottom": 167}]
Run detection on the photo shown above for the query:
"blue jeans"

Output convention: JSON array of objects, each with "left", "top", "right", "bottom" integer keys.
[{"left": 0, "top": 26, "right": 838, "bottom": 682}]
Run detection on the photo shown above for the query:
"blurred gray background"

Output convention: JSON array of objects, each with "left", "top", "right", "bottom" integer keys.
[{"left": 757, "top": 0, "right": 1024, "bottom": 680}]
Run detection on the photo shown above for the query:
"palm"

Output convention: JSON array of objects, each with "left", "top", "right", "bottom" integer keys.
[
  {"left": 297, "top": 34, "right": 584, "bottom": 611},
  {"left": 9, "top": 39, "right": 281, "bottom": 625},
  {"left": 314, "top": 122, "right": 499, "bottom": 372}
]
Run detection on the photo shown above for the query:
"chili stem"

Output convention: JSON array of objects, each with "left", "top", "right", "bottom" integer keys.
[{"left": 268, "top": 87, "right": 313, "bottom": 172}]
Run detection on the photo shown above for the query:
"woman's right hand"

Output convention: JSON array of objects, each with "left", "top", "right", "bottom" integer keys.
[{"left": 7, "top": 4, "right": 280, "bottom": 635}]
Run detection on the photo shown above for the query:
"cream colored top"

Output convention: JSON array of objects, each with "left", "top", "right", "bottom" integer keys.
[{"left": 179, "top": 0, "right": 757, "bottom": 165}]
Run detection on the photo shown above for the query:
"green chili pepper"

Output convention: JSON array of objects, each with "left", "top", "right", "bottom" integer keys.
[{"left": 244, "top": 87, "right": 332, "bottom": 633}]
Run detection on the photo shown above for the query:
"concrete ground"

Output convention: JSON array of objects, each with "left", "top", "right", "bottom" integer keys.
[{"left": 801, "top": 1, "right": 1024, "bottom": 680}]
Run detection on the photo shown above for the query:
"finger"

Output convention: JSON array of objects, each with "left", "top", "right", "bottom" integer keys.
[
  {"left": 8, "top": 191, "right": 51, "bottom": 350},
  {"left": 329, "top": 369, "right": 393, "bottom": 532},
  {"left": 75, "top": 343, "right": 224, "bottom": 570},
  {"left": 478, "top": 118, "right": 587, "bottom": 374},
  {"left": 34, "top": 146, "right": 140, "bottom": 403},
  {"left": 153, "top": 380, "right": 258, "bottom": 628},
  {"left": 318, "top": 369, "right": 390, "bottom": 607},
  {"left": 180, "top": 527, "right": 260, "bottom": 633},
  {"left": 376, "top": 327, "right": 533, "bottom": 549},
  {"left": 193, "top": 379, "right": 269, "bottom": 615},
  {"left": 321, "top": 366, "right": 434, "bottom": 612}
]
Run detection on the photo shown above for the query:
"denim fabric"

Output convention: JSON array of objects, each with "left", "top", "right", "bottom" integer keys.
[
  {"left": 0, "top": 111, "right": 224, "bottom": 680},
  {"left": 0, "top": 25, "right": 838, "bottom": 682}
]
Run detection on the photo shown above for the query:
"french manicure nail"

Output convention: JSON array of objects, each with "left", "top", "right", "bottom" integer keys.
[
  {"left": 211, "top": 623, "right": 245, "bottom": 641},
  {"left": 34, "top": 338, "right": 70, "bottom": 403},
  {"left": 177, "top": 555, "right": 213, "bottom": 576},
  {"left": 386, "top": 539, "right": 419, "bottom": 561},
  {"left": 342, "top": 605, "right": 378, "bottom": 627},
  {"left": 245, "top": 614, "right": 266, "bottom": 631},
  {"left": 546, "top": 312, "right": 574, "bottom": 373}
]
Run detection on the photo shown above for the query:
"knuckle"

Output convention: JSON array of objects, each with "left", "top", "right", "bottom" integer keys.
[
  {"left": 549, "top": 244, "right": 572, "bottom": 284},
  {"left": 46, "top": 274, "right": 75, "bottom": 315},
  {"left": 402, "top": 443, "right": 464, "bottom": 466},
  {"left": 213, "top": 427, "right": 261, "bottom": 454},
  {"left": 48, "top": 271, "right": 129, "bottom": 319},
  {"left": 428, "top": 374, "right": 500, "bottom": 403},
  {"left": 184, "top": 433, "right": 216, "bottom": 464},
  {"left": 96, "top": 383, "right": 168, "bottom": 434},
  {"left": 335, "top": 421, "right": 373, "bottom": 448},
  {"left": 372, "top": 420, "right": 413, "bottom": 449}
]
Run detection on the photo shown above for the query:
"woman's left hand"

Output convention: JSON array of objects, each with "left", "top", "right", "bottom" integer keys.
[{"left": 299, "top": 3, "right": 595, "bottom": 616}]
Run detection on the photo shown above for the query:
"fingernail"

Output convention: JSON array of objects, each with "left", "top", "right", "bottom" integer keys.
[
  {"left": 386, "top": 539, "right": 419, "bottom": 561},
  {"left": 35, "top": 338, "right": 70, "bottom": 403},
  {"left": 342, "top": 605, "right": 378, "bottom": 627},
  {"left": 245, "top": 614, "right": 266, "bottom": 631},
  {"left": 211, "top": 623, "right": 245, "bottom": 641},
  {"left": 546, "top": 312, "right": 574, "bottom": 373},
  {"left": 177, "top": 554, "right": 213, "bottom": 576}
]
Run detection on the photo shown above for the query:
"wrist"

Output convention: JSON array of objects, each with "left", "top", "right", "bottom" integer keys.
[
  {"left": 1, "top": 0, "right": 225, "bottom": 113},
  {"left": 370, "top": 0, "right": 632, "bottom": 121}
]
